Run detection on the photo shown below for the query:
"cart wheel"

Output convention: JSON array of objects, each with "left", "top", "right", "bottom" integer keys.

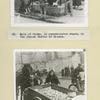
[{"left": 68, "top": 84, "right": 78, "bottom": 92}]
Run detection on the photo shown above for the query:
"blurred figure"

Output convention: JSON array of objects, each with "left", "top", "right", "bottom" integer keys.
[
  {"left": 79, "top": 67, "right": 85, "bottom": 92},
  {"left": 35, "top": 69, "right": 41, "bottom": 76},
  {"left": 47, "top": 0, "right": 57, "bottom": 6},
  {"left": 74, "top": 64, "right": 83, "bottom": 77},
  {"left": 18, "top": 0, "right": 34, "bottom": 14},
  {"left": 71, "top": 64, "right": 84, "bottom": 91},
  {"left": 39, "top": 0, "right": 47, "bottom": 18},
  {"left": 73, "top": 0, "right": 82, "bottom": 9},
  {"left": 65, "top": 0, "right": 73, "bottom": 16},
  {"left": 45, "top": 70, "right": 60, "bottom": 85},
  {"left": 33, "top": 72, "right": 43, "bottom": 86},
  {"left": 61, "top": 69, "right": 65, "bottom": 77},
  {"left": 21, "top": 64, "right": 33, "bottom": 90},
  {"left": 20, "top": 64, "right": 33, "bottom": 100},
  {"left": 71, "top": 66, "right": 74, "bottom": 78},
  {"left": 19, "top": 0, "right": 26, "bottom": 13},
  {"left": 65, "top": 67, "right": 70, "bottom": 77}
]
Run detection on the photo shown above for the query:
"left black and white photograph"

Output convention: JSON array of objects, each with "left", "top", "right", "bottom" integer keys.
[
  {"left": 11, "top": 0, "right": 88, "bottom": 27},
  {"left": 14, "top": 49, "right": 87, "bottom": 100}
]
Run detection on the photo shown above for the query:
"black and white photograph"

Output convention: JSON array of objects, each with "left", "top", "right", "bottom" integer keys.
[
  {"left": 14, "top": 49, "right": 87, "bottom": 100},
  {"left": 12, "top": 0, "right": 88, "bottom": 27}
]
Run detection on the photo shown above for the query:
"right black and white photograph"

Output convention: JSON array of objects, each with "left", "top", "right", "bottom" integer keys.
[{"left": 14, "top": 49, "right": 87, "bottom": 100}]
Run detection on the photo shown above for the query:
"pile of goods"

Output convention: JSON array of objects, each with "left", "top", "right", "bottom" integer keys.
[
  {"left": 37, "top": 87, "right": 68, "bottom": 100},
  {"left": 46, "top": 4, "right": 66, "bottom": 16}
]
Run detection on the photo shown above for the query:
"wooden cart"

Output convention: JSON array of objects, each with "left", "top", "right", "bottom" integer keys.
[{"left": 24, "top": 84, "right": 70, "bottom": 100}]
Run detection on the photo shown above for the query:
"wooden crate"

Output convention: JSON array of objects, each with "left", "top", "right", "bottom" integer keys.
[
  {"left": 32, "top": 4, "right": 41, "bottom": 12},
  {"left": 46, "top": 5, "right": 66, "bottom": 16}
]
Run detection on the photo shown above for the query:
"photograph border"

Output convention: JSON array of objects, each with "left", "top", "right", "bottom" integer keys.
[
  {"left": 13, "top": 49, "right": 87, "bottom": 100},
  {"left": 11, "top": 0, "right": 88, "bottom": 27}
]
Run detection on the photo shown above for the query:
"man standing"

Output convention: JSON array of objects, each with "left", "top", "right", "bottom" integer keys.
[
  {"left": 39, "top": 0, "right": 47, "bottom": 18},
  {"left": 65, "top": 0, "right": 73, "bottom": 16}
]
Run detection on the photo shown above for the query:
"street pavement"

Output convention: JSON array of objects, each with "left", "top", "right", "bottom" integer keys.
[{"left": 14, "top": 4, "right": 86, "bottom": 24}]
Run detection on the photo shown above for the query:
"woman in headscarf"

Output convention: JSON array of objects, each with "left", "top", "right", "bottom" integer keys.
[{"left": 45, "top": 70, "right": 60, "bottom": 85}]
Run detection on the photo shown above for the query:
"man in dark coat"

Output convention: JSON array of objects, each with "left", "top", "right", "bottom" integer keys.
[
  {"left": 71, "top": 64, "right": 83, "bottom": 90},
  {"left": 20, "top": 64, "right": 33, "bottom": 92}
]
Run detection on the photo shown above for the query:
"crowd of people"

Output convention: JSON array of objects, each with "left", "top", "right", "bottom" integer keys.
[
  {"left": 61, "top": 67, "right": 71, "bottom": 77},
  {"left": 15, "top": 0, "right": 84, "bottom": 16},
  {"left": 16, "top": 65, "right": 60, "bottom": 92},
  {"left": 16, "top": 63, "right": 85, "bottom": 97}
]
